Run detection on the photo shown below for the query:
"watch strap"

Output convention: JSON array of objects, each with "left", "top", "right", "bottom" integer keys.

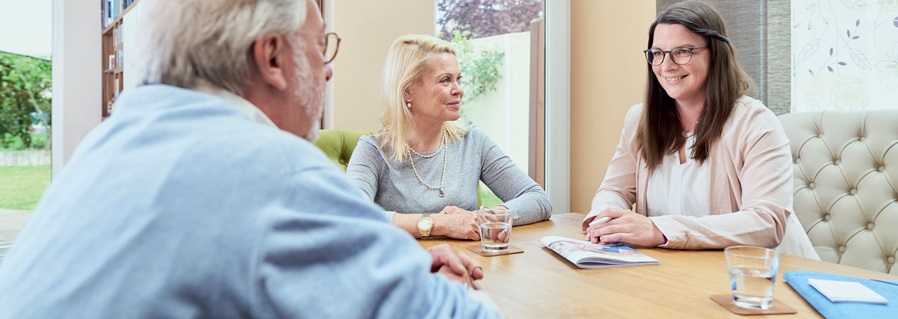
[{"left": 419, "top": 213, "right": 433, "bottom": 237}]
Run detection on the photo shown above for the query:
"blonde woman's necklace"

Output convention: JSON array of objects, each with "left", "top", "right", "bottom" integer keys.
[
  {"left": 408, "top": 138, "right": 444, "bottom": 158},
  {"left": 406, "top": 134, "right": 447, "bottom": 197}
]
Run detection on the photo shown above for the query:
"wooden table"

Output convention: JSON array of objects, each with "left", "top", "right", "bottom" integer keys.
[{"left": 418, "top": 213, "right": 898, "bottom": 318}]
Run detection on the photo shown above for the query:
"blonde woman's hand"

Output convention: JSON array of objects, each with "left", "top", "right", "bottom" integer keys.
[
  {"left": 434, "top": 206, "right": 480, "bottom": 240},
  {"left": 479, "top": 205, "right": 511, "bottom": 241}
]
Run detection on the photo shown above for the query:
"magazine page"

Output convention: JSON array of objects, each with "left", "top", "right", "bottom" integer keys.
[{"left": 540, "top": 236, "right": 659, "bottom": 269}]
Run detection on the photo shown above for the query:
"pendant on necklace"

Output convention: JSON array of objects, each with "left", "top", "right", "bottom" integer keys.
[{"left": 439, "top": 190, "right": 445, "bottom": 197}]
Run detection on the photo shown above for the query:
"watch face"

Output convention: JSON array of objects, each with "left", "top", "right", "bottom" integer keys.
[{"left": 419, "top": 218, "right": 433, "bottom": 229}]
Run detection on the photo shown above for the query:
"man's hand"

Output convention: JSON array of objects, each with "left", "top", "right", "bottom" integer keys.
[{"left": 427, "top": 244, "right": 484, "bottom": 290}]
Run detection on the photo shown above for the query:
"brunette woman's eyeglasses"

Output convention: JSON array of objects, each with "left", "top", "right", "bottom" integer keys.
[{"left": 643, "top": 46, "right": 707, "bottom": 66}]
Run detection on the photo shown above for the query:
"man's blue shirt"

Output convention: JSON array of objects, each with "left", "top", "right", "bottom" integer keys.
[{"left": 0, "top": 85, "right": 496, "bottom": 318}]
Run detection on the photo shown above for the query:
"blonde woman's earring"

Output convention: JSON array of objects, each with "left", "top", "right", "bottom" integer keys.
[{"left": 406, "top": 101, "right": 412, "bottom": 109}]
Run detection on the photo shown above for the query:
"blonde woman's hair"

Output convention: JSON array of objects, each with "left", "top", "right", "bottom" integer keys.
[
  {"left": 137, "top": 0, "right": 306, "bottom": 95},
  {"left": 379, "top": 34, "right": 468, "bottom": 162}
]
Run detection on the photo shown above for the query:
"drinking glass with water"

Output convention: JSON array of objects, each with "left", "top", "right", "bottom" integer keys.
[
  {"left": 476, "top": 207, "right": 514, "bottom": 253},
  {"left": 724, "top": 246, "right": 780, "bottom": 310}
]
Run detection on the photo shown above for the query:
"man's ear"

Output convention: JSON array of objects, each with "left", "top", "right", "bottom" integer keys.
[{"left": 251, "top": 33, "right": 289, "bottom": 91}]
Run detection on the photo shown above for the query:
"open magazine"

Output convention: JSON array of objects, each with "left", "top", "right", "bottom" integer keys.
[{"left": 541, "top": 236, "right": 659, "bottom": 269}]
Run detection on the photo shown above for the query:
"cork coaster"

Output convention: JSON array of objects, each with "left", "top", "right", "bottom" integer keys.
[
  {"left": 710, "top": 294, "right": 797, "bottom": 315},
  {"left": 465, "top": 244, "right": 524, "bottom": 256}
]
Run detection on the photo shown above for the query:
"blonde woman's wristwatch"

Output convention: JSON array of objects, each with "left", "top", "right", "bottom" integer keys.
[{"left": 417, "top": 213, "right": 434, "bottom": 238}]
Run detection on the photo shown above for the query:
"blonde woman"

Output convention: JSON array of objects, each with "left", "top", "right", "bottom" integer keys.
[{"left": 347, "top": 34, "right": 551, "bottom": 240}]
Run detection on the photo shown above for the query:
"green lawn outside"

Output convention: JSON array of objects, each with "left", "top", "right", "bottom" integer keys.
[
  {"left": 479, "top": 183, "right": 504, "bottom": 208},
  {"left": 0, "top": 165, "right": 51, "bottom": 211}
]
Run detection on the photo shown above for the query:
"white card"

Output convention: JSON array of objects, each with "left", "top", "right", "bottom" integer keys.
[{"left": 808, "top": 278, "right": 889, "bottom": 304}]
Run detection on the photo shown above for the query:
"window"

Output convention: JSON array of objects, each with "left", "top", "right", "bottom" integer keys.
[{"left": 436, "top": 0, "right": 546, "bottom": 206}]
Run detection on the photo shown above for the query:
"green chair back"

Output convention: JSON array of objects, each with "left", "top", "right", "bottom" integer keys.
[{"left": 313, "top": 129, "right": 372, "bottom": 171}]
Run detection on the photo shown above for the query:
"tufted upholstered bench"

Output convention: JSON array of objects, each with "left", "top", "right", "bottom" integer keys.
[{"left": 779, "top": 110, "right": 898, "bottom": 275}]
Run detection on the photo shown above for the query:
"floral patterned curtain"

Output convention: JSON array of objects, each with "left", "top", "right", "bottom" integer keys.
[{"left": 792, "top": 0, "right": 898, "bottom": 111}]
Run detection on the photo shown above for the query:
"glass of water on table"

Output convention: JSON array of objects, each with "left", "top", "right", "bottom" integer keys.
[
  {"left": 476, "top": 206, "right": 514, "bottom": 253},
  {"left": 724, "top": 246, "right": 780, "bottom": 310}
]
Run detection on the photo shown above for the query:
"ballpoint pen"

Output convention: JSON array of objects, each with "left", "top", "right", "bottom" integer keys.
[{"left": 588, "top": 216, "right": 611, "bottom": 227}]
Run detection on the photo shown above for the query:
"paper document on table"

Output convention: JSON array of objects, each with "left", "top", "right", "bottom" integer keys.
[
  {"left": 808, "top": 278, "right": 889, "bottom": 304},
  {"left": 540, "top": 236, "right": 659, "bottom": 269},
  {"left": 784, "top": 271, "right": 898, "bottom": 318}
]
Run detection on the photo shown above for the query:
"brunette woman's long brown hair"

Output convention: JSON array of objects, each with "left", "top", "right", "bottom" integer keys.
[{"left": 637, "top": 0, "right": 755, "bottom": 170}]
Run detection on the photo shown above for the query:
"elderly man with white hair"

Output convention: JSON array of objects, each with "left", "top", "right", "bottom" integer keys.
[{"left": 0, "top": 0, "right": 500, "bottom": 317}]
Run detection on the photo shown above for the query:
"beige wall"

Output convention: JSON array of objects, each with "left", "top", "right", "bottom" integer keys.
[
  {"left": 570, "top": 0, "right": 656, "bottom": 213},
  {"left": 331, "top": 1, "right": 434, "bottom": 131}
]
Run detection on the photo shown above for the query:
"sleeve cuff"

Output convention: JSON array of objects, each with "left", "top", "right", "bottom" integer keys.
[{"left": 651, "top": 216, "right": 684, "bottom": 248}]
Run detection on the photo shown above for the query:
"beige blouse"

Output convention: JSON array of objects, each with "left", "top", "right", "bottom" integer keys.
[{"left": 645, "top": 133, "right": 710, "bottom": 217}]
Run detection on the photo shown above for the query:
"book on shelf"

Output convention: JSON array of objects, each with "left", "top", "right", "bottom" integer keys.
[
  {"left": 114, "top": 25, "right": 123, "bottom": 46},
  {"left": 115, "top": 49, "right": 123, "bottom": 69},
  {"left": 113, "top": 74, "right": 120, "bottom": 96},
  {"left": 103, "top": 0, "right": 112, "bottom": 28},
  {"left": 107, "top": 99, "right": 115, "bottom": 116},
  {"left": 540, "top": 236, "right": 659, "bottom": 269},
  {"left": 101, "top": 0, "right": 108, "bottom": 28},
  {"left": 102, "top": 0, "right": 137, "bottom": 29}
]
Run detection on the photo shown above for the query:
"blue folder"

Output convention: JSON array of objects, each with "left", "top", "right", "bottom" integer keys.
[{"left": 783, "top": 271, "right": 898, "bottom": 319}]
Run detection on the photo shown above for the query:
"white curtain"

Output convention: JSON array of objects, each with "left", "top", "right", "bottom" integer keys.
[{"left": 792, "top": 0, "right": 898, "bottom": 112}]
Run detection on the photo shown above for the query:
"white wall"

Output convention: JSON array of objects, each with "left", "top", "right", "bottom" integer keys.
[
  {"left": 546, "top": 0, "right": 571, "bottom": 214},
  {"left": 122, "top": 3, "right": 146, "bottom": 91},
  {"left": 52, "top": 0, "right": 102, "bottom": 176},
  {"left": 331, "top": 0, "right": 434, "bottom": 131}
]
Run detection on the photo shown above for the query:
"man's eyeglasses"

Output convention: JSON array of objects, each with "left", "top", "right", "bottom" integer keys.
[
  {"left": 320, "top": 32, "right": 341, "bottom": 64},
  {"left": 301, "top": 32, "right": 341, "bottom": 64},
  {"left": 643, "top": 46, "right": 707, "bottom": 66}
]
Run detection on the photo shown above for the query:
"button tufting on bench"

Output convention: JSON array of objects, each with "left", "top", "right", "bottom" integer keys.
[{"left": 780, "top": 110, "right": 898, "bottom": 275}]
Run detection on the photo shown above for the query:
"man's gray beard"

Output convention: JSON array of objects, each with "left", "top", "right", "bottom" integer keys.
[
  {"left": 292, "top": 43, "right": 324, "bottom": 143},
  {"left": 298, "top": 80, "right": 323, "bottom": 142},
  {"left": 303, "top": 117, "right": 320, "bottom": 142}
]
